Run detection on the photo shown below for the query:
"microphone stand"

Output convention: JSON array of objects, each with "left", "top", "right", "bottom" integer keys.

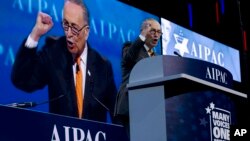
[{"left": 6, "top": 95, "right": 64, "bottom": 108}]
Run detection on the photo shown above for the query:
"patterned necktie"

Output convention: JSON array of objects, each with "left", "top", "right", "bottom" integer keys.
[
  {"left": 75, "top": 57, "right": 83, "bottom": 118},
  {"left": 148, "top": 49, "right": 155, "bottom": 57}
]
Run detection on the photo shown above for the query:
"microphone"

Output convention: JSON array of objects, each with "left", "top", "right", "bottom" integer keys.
[
  {"left": 174, "top": 51, "right": 182, "bottom": 57},
  {"left": 7, "top": 102, "right": 37, "bottom": 108},
  {"left": 88, "top": 69, "right": 110, "bottom": 113},
  {"left": 92, "top": 94, "right": 110, "bottom": 112},
  {"left": 7, "top": 95, "right": 64, "bottom": 108}
]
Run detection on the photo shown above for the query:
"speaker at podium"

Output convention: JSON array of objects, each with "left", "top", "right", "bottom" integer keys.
[{"left": 127, "top": 55, "right": 248, "bottom": 141}]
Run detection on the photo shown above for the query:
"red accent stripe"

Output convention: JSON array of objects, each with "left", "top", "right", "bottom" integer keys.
[
  {"left": 215, "top": 1, "right": 220, "bottom": 24},
  {"left": 243, "top": 30, "right": 247, "bottom": 51}
]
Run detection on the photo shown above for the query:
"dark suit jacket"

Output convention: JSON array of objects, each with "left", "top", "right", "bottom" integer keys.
[
  {"left": 115, "top": 37, "right": 150, "bottom": 116},
  {"left": 11, "top": 36, "right": 117, "bottom": 123}
]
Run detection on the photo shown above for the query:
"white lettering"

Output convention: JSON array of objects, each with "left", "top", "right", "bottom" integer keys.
[
  {"left": 213, "top": 126, "right": 221, "bottom": 138},
  {"left": 108, "top": 23, "right": 117, "bottom": 39},
  {"left": 189, "top": 42, "right": 225, "bottom": 67},
  {"left": 127, "top": 29, "right": 135, "bottom": 41},
  {"left": 86, "top": 130, "right": 93, "bottom": 141},
  {"left": 51, "top": 125, "right": 60, "bottom": 141},
  {"left": 212, "top": 119, "right": 230, "bottom": 128},
  {"left": 64, "top": 126, "right": 71, "bottom": 141},
  {"left": 28, "top": 0, "right": 33, "bottom": 13},
  {"left": 12, "top": 2, "right": 135, "bottom": 43},
  {"left": 199, "top": 44, "right": 202, "bottom": 59},
  {"left": 213, "top": 127, "right": 230, "bottom": 140},
  {"left": 4, "top": 46, "right": 15, "bottom": 66},
  {"left": 12, "top": 0, "right": 63, "bottom": 22},
  {"left": 49, "top": 4, "right": 59, "bottom": 22},
  {"left": 90, "top": 18, "right": 135, "bottom": 42},
  {"left": 72, "top": 127, "right": 85, "bottom": 141},
  {"left": 38, "top": 0, "right": 48, "bottom": 12},
  {"left": 100, "top": 20, "right": 105, "bottom": 37},
  {"left": 234, "top": 129, "right": 247, "bottom": 136},
  {"left": 212, "top": 111, "right": 230, "bottom": 122},
  {"left": 119, "top": 28, "right": 125, "bottom": 43},
  {"left": 51, "top": 125, "right": 108, "bottom": 141},
  {"left": 241, "top": 129, "right": 247, "bottom": 136},
  {"left": 0, "top": 44, "right": 3, "bottom": 55},
  {"left": 12, "top": 0, "right": 23, "bottom": 11},
  {"left": 214, "top": 139, "right": 224, "bottom": 141},
  {"left": 91, "top": 19, "right": 98, "bottom": 35},
  {"left": 204, "top": 46, "right": 211, "bottom": 61},
  {"left": 206, "top": 67, "right": 227, "bottom": 84},
  {"left": 95, "top": 131, "right": 106, "bottom": 141},
  {"left": 206, "top": 67, "right": 212, "bottom": 79},
  {"left": 211, "top": 51, "right": 217, "bottom": 64},
  {"left": 234, "top": 129, "right": 241, "bottom": 136},
  {"left": 190, "top": 42, "right": 198, "bottom": 57},
  {"left": 217, "top": 52, "right": 224, "bottom": 66}
]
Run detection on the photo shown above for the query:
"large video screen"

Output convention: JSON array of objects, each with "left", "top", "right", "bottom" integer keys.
[
  {"left": 161, "top": 17, "right": 241, "bottom": 82},
  {"left": 0, "top": 0, "right": 160, "bottom": 112}
]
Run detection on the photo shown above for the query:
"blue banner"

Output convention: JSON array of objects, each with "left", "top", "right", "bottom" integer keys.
[{"left": 161, "top": 18, "right": 241, "bottom": 82}]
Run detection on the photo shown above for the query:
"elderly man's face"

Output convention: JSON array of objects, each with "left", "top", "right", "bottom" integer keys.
[
  {"left": 145, "top": 20, "right": 162, "bottom": 48},
  {"left": 63, "top": 1, "right": 89, "bottom": 57}
]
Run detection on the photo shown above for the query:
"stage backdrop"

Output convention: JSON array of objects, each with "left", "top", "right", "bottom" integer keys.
[{"left": 0, "top": 0, "right": 161, "bottom": 112}]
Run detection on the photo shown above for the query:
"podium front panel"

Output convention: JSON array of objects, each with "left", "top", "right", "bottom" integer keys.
[
  {"left": 0, "top": 105, "right": 128, "bottom": 141},
  {"left": 165, "top": 90, "right": 237, "bottom": 141}
]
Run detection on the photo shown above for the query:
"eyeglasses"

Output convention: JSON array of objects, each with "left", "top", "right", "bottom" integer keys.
[
  {"left": 149, "top": 29, "right": 163, "bottom": 36},
  {"left": 62, "top": 20, "right": 89, "bottom": 36}
]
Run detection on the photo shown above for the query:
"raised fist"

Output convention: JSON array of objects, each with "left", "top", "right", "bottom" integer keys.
[{"left": 30, "top": 12, "right": 54, "bottom": 41}]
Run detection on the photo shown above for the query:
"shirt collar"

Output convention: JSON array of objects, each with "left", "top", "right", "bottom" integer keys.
[
  {"left": 74, "top": 43, "right": 88, "bottom": 65},
  {"left": 144, "top": 44, "right": 151, "bottom": 52}
]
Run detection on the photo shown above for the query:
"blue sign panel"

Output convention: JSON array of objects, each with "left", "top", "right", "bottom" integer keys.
[
  {"left": 0, "top": 105, "right": 128, "bottom": 141},
  {"left": 165, "top": 92, "right": 237, "bottom": 141},
  {"left": 161, "top": 18, "right": 241, "bottom": 82}
]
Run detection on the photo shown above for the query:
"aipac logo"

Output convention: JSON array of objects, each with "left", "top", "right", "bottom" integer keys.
[
  {"left": 173, "top": 30, "right": 189, "bottom": 57},
  {"left": 173, "top": 30, "right": 225, "bottom": 67},
  {"left": 205, "top": 102, "right": 231, "bottom": 141}
]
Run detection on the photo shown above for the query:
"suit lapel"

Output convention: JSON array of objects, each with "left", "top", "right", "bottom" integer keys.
[
  {"left": 49, "top": 37, "right": 78, "bottom": 116},
  {"left": 83, "top": 46, "right": 95, "bottom": 113},
  {"left": 139, "top": 47, "right": 150, "bottom": 59},
  {"left": 62, "top": 43, "right": 78, "bottom": 116}
]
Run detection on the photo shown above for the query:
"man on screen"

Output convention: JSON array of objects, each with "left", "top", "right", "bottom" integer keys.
[
  {"left": 114, "top": 18, "right": 162, "bottom": 137},
  {"left": 11, "top": 0, "right": 117, "bottom": 123},
  {"left": 161, "top": 18, "right": 172, "bottom": 55}
]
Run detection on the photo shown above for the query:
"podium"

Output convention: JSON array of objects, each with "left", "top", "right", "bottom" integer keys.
[
  {"left": 0, "top": 105, "right": 128, "bottom": 141},
  {"left": 127, "top": 55, "right": 248, "bottom": 141}
]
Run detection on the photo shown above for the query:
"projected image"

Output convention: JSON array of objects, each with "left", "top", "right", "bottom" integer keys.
[
  {"left": 0, "top": 0, "right": 160, "bottom": 112},
  {"left": 161, "top": 18, "right": 172, "bottom": 55},
  {"left": 161, "top": 18, "right": 241, "bottom": 82}
]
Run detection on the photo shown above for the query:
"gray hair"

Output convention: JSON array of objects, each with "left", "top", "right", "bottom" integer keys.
[
  {"left": 140, "top": 18, "right": 157, "bottom": 32},
  {"left": 65, "top": 0, "right": 90, "bottom": 25}
]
